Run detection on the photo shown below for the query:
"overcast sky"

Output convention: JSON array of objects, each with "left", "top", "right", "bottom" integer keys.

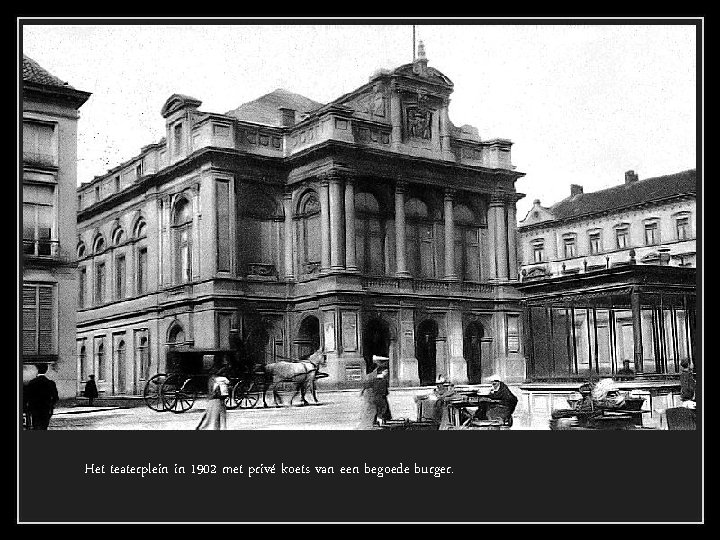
[{"left": 21, "top": 22, "right": 697, "bottom": 218}]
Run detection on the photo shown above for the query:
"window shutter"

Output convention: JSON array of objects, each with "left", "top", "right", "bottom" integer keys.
[
  {"left": 38, "top": 287, "right": 54, "bottom": 354},
  {"left": 22, "top": 287, "right": 37, "bottom": 354}
]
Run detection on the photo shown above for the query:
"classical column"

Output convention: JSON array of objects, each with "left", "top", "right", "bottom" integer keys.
[
  {"left": 507, "top": 200, "right": 518, "bottom": 281},
  {"left": 439, "top": 97, "right": 453, "bottom": 159},
  {"left": 319, "top": 178, "right": 331, "bottom": 273},
  {"left": 344, "top": 176, "right": 358, "bottom": 272},
  {"left": 444, "top": 189, "right": 459, "bottom": 281},
  {"left": 394, "top": 182, "right": 411, "bottom": 278},
  {"left": 328, "top": 173, "right": 346, "bottom": 271},
  {"left": 495, "top": 198, "right": 509, "bottom": 280},
  {"left": 486, "top": 200, "right": 499, "bottom": 281},
  {"left": 630, "top": 289, "right": 643, "bottom": 372},
  {"left": 283, "top": 193, "right": 294, "bottom": 280}
]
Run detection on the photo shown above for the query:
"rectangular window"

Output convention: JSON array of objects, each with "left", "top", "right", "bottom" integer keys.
[
  {"left": 676, "top": 217, "right": 689, "bottom": 240},
  {"left": 616, "top": 227, "right": 629, "bottom": 249},
  {"left": 115, "top": 255, "right": 126, "bottom": 299},
  {"left": 78, "top": 267, "right": 86, "bottom": 308},
  {"left": 23, "top": 121, "right": 56, "bottom": 166},
  {"left": 95, "top": 185, "right": 101, "bottom": 202},
  {"left": 589, "top": 232, "right": 601, "bottom": 254},
  {"left": 644, "top": 222, "right": 659, "bottom": 245},
  {"left": 114, "top": 176, "right": 121, "bottom": 192},
  {"left": 136, "top": 163, "right": 143, "bottom": 179},
  {"left": 507, "top": 314, "right": 520, "bottom": 353},
  {"left": 173, "top": 123, "right": 183, "bottom": 155},
  {"left": 216, "top": 180, "right": 231, "bottom": 272},
  {"left": 22, "top": 284, "right": 55, "bottom": 356},
  {"left": 532, "top": 242, "right": 544, "bottom": 263},
  {"left": 95, "top": 262, "right": 106, "bottom": 304},
  {"left": 137, "top": 247, "right": 148, "bottom": 294},
  {"left": 23, "top": 184, "right": 55, "bottom": 256},
  {"left": 563, "top": 237, "right": 577, "bottom": 258}
]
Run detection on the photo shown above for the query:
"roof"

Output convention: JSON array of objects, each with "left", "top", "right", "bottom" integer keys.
[
  {"left": 23, "top": 55, "right": 72, "bottom": 88},
  {"left": 548, "top": 169, "right": 697, "bottom": 221},
  {"left": 225, "top": 88, "right": 324, "bottom": 127}
]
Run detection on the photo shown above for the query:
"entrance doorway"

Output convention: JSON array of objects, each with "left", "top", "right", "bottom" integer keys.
[
  {"left": 464, "top": 322, "right": 484, "bottom": 384},
  {"left": 416, "top": 319, "right": 438, "bottom": 386},
  {"left": 297, "top": 315, "right": 320, "bottom": 360},
  {"left": 362, "top": 318, "right": 391, "bottom": 373}
]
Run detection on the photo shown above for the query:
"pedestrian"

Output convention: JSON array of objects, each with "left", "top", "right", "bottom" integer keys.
[
  {"left": 83, "top": 374, "right": 99, "bottom": 407},
  {"left": 617, "top": 360, "right": 635, "bottom": 380},
  {"left": 196, "top": 361, "right": 230, "bottom": 430},
  {"left": 23, "top": 364, "right": 59, "bottom": 430},
  {"left": 357, "top": 356, "right": 392, "bottom": 429},
  {"left": 679, "top": 359, "right": 696, "bottom": 404}
]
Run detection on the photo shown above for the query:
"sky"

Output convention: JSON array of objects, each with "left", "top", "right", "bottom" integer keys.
[{"left": 21, "top": 22, "right": 698, "bottom": 219}]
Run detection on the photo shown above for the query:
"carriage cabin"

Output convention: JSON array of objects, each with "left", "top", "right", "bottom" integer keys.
[{"left": 75, "top": 44, "right": 526, "bottom": 396}]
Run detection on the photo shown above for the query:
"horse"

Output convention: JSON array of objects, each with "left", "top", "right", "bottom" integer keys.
[{"left": 262, "top": 350, "right": 324, "bottom": 407}]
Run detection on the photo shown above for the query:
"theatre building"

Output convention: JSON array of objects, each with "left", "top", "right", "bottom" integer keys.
[
  {"left": 516, "top": 170, "right": 697, "bottom": 422},
  {"left": 22, "top": 56, "right": 91, "bottom": 398},
  {"left": 75, "top": 47, "right": 527, "bottom": 396}
]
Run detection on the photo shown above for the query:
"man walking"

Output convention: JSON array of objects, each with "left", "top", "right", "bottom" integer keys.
[{"left": 23, "top": 364, "right": 59, "bottom": 430}]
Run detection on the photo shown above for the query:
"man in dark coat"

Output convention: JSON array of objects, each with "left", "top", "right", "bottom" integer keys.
[
  {"left": 679, "top": 360, "right": 696, "bottom": 402},
  {"left": 83, "top": 374, "right": 99, "bottom": 407},
  {"left": 24, "top": 364, "right": 59, "bottom": 430},
  {"left": 485, "top": 379, "right": 518, "bottom": 426}
]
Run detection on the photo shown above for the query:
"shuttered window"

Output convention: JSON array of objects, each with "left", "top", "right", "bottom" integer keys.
[{"left": 22, "top": 284, "right": 55, "bottom": 355}]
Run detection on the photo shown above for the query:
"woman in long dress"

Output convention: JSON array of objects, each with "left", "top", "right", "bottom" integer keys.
[{"left": 196, "top": 369, "right": 230, "bottom": 430}]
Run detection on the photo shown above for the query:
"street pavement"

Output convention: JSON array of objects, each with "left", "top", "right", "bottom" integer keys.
[{"left": 48, "top": 387, "right": 554, "bottom": 430}]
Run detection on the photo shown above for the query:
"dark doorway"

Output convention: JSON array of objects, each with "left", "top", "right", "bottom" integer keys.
[
  {"left": 464, "top": 321, "right": 484, "bottom": 384},
  {"left": 297, "top": 316, "right": 321, "bottom": 360},
  {"left": 362, "top": 318, "right": 391, "bottom": 373},
  {"left": 417, "top": 319, "right": 438, "bottom": 386}
]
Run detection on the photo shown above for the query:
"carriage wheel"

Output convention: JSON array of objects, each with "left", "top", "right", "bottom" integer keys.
[
  {"left": 234, "top": 381, "right": 259, "bottom": 409},
  {"left": 161, "top": 375, "right": 197, "bottom": 413},
  {"left": 143, "top": 374, "right": 168, "bottom": 412}
]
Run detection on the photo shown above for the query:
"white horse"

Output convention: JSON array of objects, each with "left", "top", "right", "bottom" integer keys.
[{"left": 263, "top": 350, "right": 324, "bottom": 407}]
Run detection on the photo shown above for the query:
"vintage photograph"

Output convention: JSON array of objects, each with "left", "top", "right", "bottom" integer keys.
[{"left": 20, "top": 21, "right": 699, "bottom": 432}]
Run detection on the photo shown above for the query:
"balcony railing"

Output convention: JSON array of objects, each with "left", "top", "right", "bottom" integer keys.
[
  {"left": 23, "top": 239, "right": 59, "bottom": 258},
  {"left": 361, "top": 277, "right": 494, "bottom": 294}
]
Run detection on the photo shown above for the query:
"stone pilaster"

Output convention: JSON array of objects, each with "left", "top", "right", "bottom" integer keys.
[
  {"left": 444, "top": 188, "right": 459, "bottom": 281},
  {"left": 394, "top": 181, "right": 411, "bottom": 278},
  {"left": 283, "top": 193, "right": 294, "bottom": 279},
  {"left": 319, "top": 178, "right": 331, "bottom": 273},
  {"left": 344, "top": 176, "right": 358, "bottom": 272},
  {"left": 328, "top": 172, "right": 346, "bottom": 271}
]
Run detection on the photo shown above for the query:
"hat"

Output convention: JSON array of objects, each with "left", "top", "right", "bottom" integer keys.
[{"left": 372, "top": 355, "right": 389, "bottom": 364}]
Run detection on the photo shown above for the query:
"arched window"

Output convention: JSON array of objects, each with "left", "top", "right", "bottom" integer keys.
[
  {"left": 355, "top": 192, "right": 385, "bottom": 275},
  {"left": 134, "top": 219, "right": 148, "bottom": 295},
  {"left": 172, "top": 198, "right": 192, "bottom": 284},
  {"left": 405, "top": 197, "right": 436, "bottom": 278},
  {"left": 138, "top": 336, "right": 150, "bottom": 381},
  {"left": 168, "top": 323, "right": 185, "bottom": 346},
  {"left": 79, "top": 345, "right": 87, "bottom": 380},
  {"left": 111, "top": 226, "right": 125, "bottom": 246},
  {"left": 96, "top": 342, "right": 105, "bottom": 381},
  {"left": 238, "top": 191, "right": 283, "bottom": 276},
  {"left": 116, "top": 340, "right": 126, "bottom": 393},
  {"left": 93, "top": 235, "right": 105, "bottom": 254},
  {"left": 453, "top": 204, "right": 481, "bottom": 282},
  {"left": 77, "top": 241, "right": 86, "bottom": 259},
  {"left": 297, "top": 191, "right": 321, "bottom": 274}
]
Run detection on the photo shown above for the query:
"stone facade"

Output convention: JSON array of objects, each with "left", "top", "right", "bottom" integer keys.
[
  {"left": 76, "top": 48, "right": 526, "bottom": 396},
  {"left": 22, "top": 56, "right": 90, "bottom": 398}
]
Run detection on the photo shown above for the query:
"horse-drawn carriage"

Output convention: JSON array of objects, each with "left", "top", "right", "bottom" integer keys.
[{"left": 142, "top": 346, "right": 326, "bottom": 413}]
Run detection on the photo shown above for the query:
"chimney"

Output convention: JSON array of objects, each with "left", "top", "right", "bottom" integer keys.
[
  {"left": 625, "top": 170, "right": 639, "bottom": 184},
  {"left": 279, "top": 107, "right": 296, "bottom": 127},
  {"left": 570, "top": 184, "right": 583, "bottom": 196}
]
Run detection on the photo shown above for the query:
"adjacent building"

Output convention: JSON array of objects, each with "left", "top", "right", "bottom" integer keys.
[
  {"left": 75, "top": 45, "right": 528, "bottom": 397},
  {"left": 515, "top": 170, "right": 697, "bottom": 423},
  {"left": 22, "top": 55, "right": 91, "bottom": 398}
]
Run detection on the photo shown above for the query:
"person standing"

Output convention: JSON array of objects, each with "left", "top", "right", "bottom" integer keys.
[
  {"left": 357, "top": 356, "right": 392, "bottom": 429},
  {"left": 196, "top": 362, "right": 230, "bottom": 430},
  {"left": 679, "top": 360, "right": 696, "bottom": 403},
  {"left": 23, "top": 364, "right": 59, "bottom": 430},
  {"left": 83, "top": 374, "right": 99, "bottom": 407}
]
